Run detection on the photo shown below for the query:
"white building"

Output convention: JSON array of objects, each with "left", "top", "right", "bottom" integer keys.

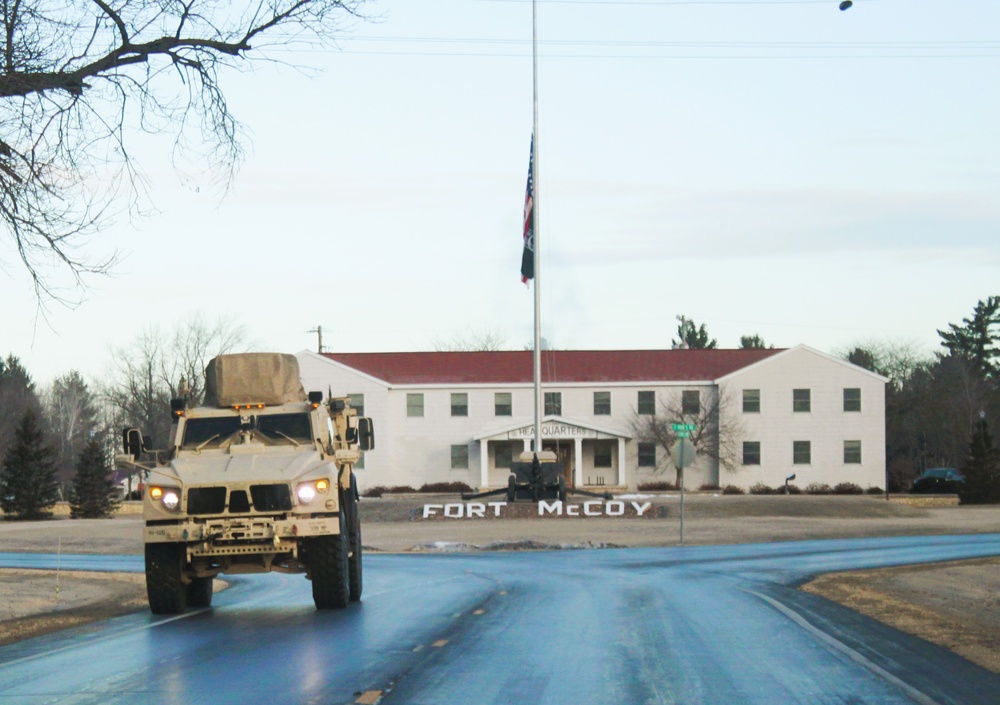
[{"left": 296, "top": 346, "right": 886, "bottom": 492}]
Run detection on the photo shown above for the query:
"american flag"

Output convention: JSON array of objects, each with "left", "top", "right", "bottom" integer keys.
[{"left": 520, "top": 135, "right": 535, "bottom": 283}]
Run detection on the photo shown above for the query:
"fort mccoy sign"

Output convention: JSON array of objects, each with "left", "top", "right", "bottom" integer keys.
[{"left": 419, "top": 500, "right": 665, "bottom": 520}]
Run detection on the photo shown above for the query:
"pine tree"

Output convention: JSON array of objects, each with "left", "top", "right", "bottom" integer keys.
[
  {"left": 0, "top": 409, "right": 60, "bottom": 520},
  {"left": 937, "top": 296, "right": 1000, "bottom": 377},
  {"left": 958, "top": 416, "right": 1000, "bottom": 505},
  {"left": 69, "top": 437, "right": 121, "bottom": 519},
  {"left": 673, "top": 316, "right": 717, "bottom": 350}
]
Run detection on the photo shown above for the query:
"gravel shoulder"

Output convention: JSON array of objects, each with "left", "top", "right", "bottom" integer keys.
[{"left": 3, "top": 494, "right": 1000, "bottom": 671}]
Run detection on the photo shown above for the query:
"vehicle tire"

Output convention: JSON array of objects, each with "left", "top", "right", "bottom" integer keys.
[
  {"left": 348, "top": 475, "right": 363, "bottom": 602},
  {"left": 186, "top": 576, "right": 213, "bottom": 608},
  {"left": 307, "top": 511, "right": 350, "bottom": 610},
  {"left": 507, "top": 474, "right": 516, "bottom": 503},
  {"left": 558, "top": 476, "right": 567, "bottom": 503},
  {"left": 145, "top": 542, "right": 187, "bottom": 615}
]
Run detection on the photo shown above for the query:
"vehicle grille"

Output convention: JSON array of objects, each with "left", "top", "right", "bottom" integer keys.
[
  {"left": 250, "top": 484, "right": 293, "bottom": 512},
  {"left": 187, "top": 487, "right": 227, "bottom": 515},
  {"left": 186, "top": 484, "right": 293, "bottom": 515}
]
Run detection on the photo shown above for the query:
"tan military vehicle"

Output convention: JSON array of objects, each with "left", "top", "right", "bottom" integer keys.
[{"left": 116, "top": 353, "right": 373, "bottom": 615}]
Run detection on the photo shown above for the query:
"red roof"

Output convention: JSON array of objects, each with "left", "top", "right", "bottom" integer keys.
[{"left": 320, "top": 349, "right": 783, "bottom": 385}]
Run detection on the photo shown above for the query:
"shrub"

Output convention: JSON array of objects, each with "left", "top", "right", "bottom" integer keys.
[
  {"left": 833, "top": 482, "right": 864, "bottom": 495},
  {"left": 865, "top": 486, "right": 885, "bottom": 495},
  {"left": 638, "top": 481, "right": 678, "bottom": 492},
  {"left": 785, "top": 483, "right": 802, "bottom": 495},
  {"left": 749, "top": 482, "right": 775, "bottom": 495},
  {"left": 361, "top": 485, "right": 418, "bottom": 498},
  {"left": 721, "top": 485, "right": 745, "bottom": 495},
  {"left": 805, "top": 483, "right": 833, "bottom": 495},
  {"left": 418, "top": 482, "right": 473, "bottom": 494},
  {"left": 698, "top": 483, "right": 721, "bottom": 491}
]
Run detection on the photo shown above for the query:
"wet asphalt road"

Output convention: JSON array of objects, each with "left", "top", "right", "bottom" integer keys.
[{"left": 2, "top": 535, "right": 1000, "bottom": 705}]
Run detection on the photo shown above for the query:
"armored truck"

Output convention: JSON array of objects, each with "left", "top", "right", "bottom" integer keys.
[{"left": 116, "top": 353, "right": 373, "bottom": 615}]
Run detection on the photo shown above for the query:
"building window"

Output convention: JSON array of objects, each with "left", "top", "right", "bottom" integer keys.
[
  {"left": 638, "top": 442, "right": 656, "bottom": 468},
  {"left": 793, "top": 440, "right": 811, "bottom": 464},
  {"left": 495, "top": 443, "right": 513, "bottom": 468},
  {"left": 451, "top": 393, "right": 468, "bottom": 417},
  {"left": 844, "top": 440, "right": 862, "bottom": 464},
  {"left": 451, "top": 445, "right": 469, "bottom": 469},
  {"left": 793, "top": 389, "right": 811, "bottom": 413},
  {"left": 544, "top": 392, "right": 562, "bottom": 416},
  {"left": 406, "top": 393, "right": 424, "bottom": 417},
  {"left": 348, "top": 394, "right": 365, "bottom": 417},
  {"left": 594, "top": 441, "right": 613, "bottom": 468},
  {"left": 594, "top": 391, "right": 611, "bottom": 415},
  {"left": 495, "top": 392, "right": 512, "bottom": 416},
  {"left": 743, "top": 441, "right": 761, "bottom": 465},
  {"left": 682, "top": 390, "right": 700, "bottom": 415},
  {"left": 743, "top": 389, "right": 760, "bottom": 413},
  {"left": 844, "top": 388, "right": 861, "bottom": 412},
  {"left": 637, "top": 391, "right": 655, "bottom": 415}
]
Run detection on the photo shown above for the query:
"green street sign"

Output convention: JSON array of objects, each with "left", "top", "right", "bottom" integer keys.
[
  {"left": 676, "top": 431, "right": 690, "bottom": 439},
  {"left": 672, "top": 423, "right": 696, "bottom": 432}
]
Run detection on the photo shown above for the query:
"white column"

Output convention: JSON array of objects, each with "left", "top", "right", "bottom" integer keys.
[
  {"left": 522, "top": 438, "right": 531, "bottom": 459},
  {"left": 479, "top": 440, "right": 489, "bottom": 489},
  {"left": 617, "top": 437, "right": 626, "bottom": 488},
  {"left": 574, "top": 437, "right": 584, "bottom": 487}
]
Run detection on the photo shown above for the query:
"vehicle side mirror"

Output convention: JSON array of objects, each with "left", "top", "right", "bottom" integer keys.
[
  {"left": 122, "top": 428, "right": 144, "bottom": 459},
  {"left": 357, "top": 417, "right": 375, "bottom": 452}
]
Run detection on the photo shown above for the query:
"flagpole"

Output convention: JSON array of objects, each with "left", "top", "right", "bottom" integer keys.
[{"left": 531, "top": 0, "right": 542, "bottom": 455}]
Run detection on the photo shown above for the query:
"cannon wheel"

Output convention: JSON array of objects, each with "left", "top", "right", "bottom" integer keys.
[
  {"left": 558, "top": 476, "right": 567, "bottom": 503},
  {"left": 507, "top": 474, "right": 516, "bottom": 502}
]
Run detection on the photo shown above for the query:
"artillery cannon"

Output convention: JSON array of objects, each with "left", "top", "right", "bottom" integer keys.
[{"left": 461, "top": 451, "right": 613, "bottom": 503}]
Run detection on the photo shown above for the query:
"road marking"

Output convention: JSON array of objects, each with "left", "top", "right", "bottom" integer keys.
[
  {"left": 354, "top": 691, "right": 382, "bottom": 704},
  {"left": 431, "top": 639, "right": 449, "bottom": 648},
  {"left": 747, "top": 589, "right": 939, "bottom": 705}
]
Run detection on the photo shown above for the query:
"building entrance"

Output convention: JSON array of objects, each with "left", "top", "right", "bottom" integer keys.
[{"left": 543, "top": 440, "right": 574, "bottom": 488}]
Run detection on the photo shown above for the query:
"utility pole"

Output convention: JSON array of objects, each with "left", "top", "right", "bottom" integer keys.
[{"left": 307, "top": 326, "right": 324, "bottom": 353}]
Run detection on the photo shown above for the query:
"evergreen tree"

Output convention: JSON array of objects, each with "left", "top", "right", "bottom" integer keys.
[
  {"left": 0, "top": 355, "right": 42, "bottom": 460},
  {"left": 69, "top": 437, "right": 121, "bottom": 519},
  {"left": 673, "top": 316, "right": 717, "bottom": 350},
  {"left": 739, "top": 334, "right": 771, "bottom": 350},
  {"left": 937, "top": 296, "right": 1000, "bottom": 377},
  {"left": 0, "top": 409, "right": 60, "bottom": 520},
  {"left": 958, "top": 416, "right": 1000, "bottom": 505}
]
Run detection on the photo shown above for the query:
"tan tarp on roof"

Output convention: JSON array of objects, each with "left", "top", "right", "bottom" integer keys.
[{"left": 204, "top": 353, "right": 307, "bottom": 407}]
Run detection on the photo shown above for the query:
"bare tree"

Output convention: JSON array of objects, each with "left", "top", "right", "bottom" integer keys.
[
  {"left": 41, "top": 369, "right": 99, "bottom": 494},
  {"left": 0, "top": 0, "right": 365, "bottom": 301},
  {"left": 629, "top": 387, "right": 743, "bottom": 486},
  {"left": 433, "top": 326, "right": 509, "bottom": 352},
  {"left": 102, "top": 312, "right": 251, "bottom": 447}
]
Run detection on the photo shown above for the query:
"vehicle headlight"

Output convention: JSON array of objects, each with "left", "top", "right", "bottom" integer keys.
[
  {"left": 296, "top": 479, "right": 330, "bottom": 504},
  {"left": 297, "top": 484, "right": 316, "bottom": 503},
  {"left": 149, "top": 486, "right": 181, "bottom": 512}
]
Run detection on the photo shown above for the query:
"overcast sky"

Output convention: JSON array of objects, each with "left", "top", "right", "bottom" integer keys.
[{"left": 2, "top": 0, "right": 998, "bottom": 386}]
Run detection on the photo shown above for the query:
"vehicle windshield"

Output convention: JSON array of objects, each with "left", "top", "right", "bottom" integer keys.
[
  {"left": 181, "top": 417, "right": 241, "bottom": 449},
  {"left": 181, "top": 413, "right": 313, "bottom": 449}
]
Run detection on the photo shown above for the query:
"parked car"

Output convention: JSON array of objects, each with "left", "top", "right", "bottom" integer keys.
[{"left": 910, "top": 468, "right": 965, "bottom": 494}]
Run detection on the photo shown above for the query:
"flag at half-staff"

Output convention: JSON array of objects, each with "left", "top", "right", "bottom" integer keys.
[{"left": 520, "top": 135, "right": 535, "bottom": 283}]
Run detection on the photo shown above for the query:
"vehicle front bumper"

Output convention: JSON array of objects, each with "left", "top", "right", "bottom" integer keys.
[{"left": 144, "top": 514, "right": 340, "bottom": 557}]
